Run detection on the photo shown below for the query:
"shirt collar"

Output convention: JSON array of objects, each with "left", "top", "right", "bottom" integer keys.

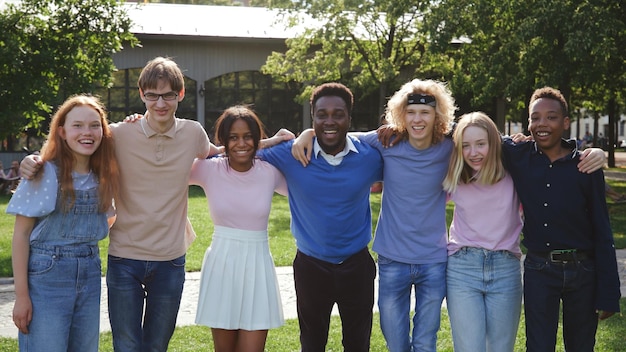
[
  {"left": 313, "top": 135, "right": 358, "bottom": 158},
  {"left": 140, "top": 117, "right": 178, "bottom": 138},
  {"left": 531, "top": 138, "right": 578, "bottom": 161}
]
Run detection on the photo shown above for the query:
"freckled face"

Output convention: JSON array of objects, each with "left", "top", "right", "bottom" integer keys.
[{"left": 59, "top": 106, "right": 103, "bottom": 162}]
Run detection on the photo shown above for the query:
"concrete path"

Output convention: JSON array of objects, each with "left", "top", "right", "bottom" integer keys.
[{"left": 1, "top": 250, "right": 626, "bottom": 339}]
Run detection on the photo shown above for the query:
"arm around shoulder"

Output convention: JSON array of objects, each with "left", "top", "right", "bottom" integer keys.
[
  {"left": 578, "top": 148, "right": 606, "bottom": 173},
  {"left": 19, "top": 155, "right": 43, "bottom": 180}
]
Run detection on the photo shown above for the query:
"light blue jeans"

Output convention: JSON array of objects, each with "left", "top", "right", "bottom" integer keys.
[
  {"left": 377, "top": 255, "right": 447, "bottom": 352},
  {"left": 446, "top": 247, "right": 522, "bottom": 352},
  {"left": 19, "top": 245, "right": 101, "bottom": 352},
  {"left": 106, "top": 254, "right": 186, "bottom": 352}
]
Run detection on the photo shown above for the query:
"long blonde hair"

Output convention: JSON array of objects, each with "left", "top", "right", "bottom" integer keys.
[
  {"left": 442, "top": 112, "right": 505, "bottom": 193},
  {"left": 40, "top": 95, "right": 120, "bottom": 212},
  {"left": 386, "top": 79, "right": 456, "bottom": 145}
]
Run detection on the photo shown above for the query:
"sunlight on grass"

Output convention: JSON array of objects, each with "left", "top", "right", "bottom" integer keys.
[
  {"left": 1, "top": 181, "right": 625, "bottom": 350},
  {"left": 79, "top": 303, "right": 626, "bottom": 351}
]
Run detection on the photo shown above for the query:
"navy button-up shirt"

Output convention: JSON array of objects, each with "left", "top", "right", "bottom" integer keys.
[{"left": 502, "top": 137, "right": 621, "bottom": 312}]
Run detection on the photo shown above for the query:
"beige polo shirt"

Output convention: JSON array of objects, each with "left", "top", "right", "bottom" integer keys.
[{"left": 108, "top": 117, "right": 210, "bottom": 261}]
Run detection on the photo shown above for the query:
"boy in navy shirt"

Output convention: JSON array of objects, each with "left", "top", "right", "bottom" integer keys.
[{"left": 503, "top": 87, "right": 620, "bottom": 351}]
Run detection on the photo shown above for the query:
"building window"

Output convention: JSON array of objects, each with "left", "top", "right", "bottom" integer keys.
[
  {"left": 204, "top": 71, "right": 302, "bottom": 137},
  {"left": 95, "top": 68, "right": 197, "bottom": 123}
]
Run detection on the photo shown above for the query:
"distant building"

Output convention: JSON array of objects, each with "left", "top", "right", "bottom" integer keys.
[{"left": 107, "top": 3, "right": 311, "bottom": 135}]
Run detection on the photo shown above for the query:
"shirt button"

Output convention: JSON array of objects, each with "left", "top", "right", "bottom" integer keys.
[
  {"left": 544, "top": 223, "right": 548, "bottom": 227},
  {"left": 546, "top": 184, "right": 551, "bottom": 187},
  {"left": 544, "top": 203, "right": 548, "bottom": 207},
  {"left": 549, "top": 165, "right": 553, "bottom": 168}
]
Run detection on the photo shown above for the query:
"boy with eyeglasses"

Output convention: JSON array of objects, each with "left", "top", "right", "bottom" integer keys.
[
  {"left": 105, "top": 56, "right": 221, "bottom": 352},
  {"left": 21, "top": 57, "right": 220, "bottom": 352}
]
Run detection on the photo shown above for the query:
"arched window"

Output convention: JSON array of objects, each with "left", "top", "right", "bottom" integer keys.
[
  {"left": 95, "top": 68, "right": 198, "bottom": 123},
  {"left": 204, "top": 71, "right": 302, "bottom": 137}
]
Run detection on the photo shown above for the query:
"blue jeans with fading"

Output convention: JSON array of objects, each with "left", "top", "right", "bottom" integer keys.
[
  {"left": 106, "top": 254, "right": 186, "bottom": 352},
  {"left": 377, "top": 255, "right": 447, "bottom": 352},
  {"left": 446, "top": 247, "right": 522, "bottom": 352},
  {"left": 19, "top": 245, "right": 101, "bottom": 352}
]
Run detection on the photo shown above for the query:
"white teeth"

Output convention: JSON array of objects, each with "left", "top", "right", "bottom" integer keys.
[
  {"left": 324, "top": 130, "right": 337, "bottom": 134},
  {"left": 79, "top": 140, "right": 94, "bottom": 144},
  {"left": 412, "top": 126, "right": 424, "bottom": 130},
  {"left": 536, "top": 132, "right": 549, "bottom": 136}
]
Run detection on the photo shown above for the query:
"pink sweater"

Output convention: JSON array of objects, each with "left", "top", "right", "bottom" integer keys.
[
  {"left": 447, "top": 172, "right": 522, "bottom": 257},
  {"left": 189, "top": 157, "right": 287, "bottom": 231}
]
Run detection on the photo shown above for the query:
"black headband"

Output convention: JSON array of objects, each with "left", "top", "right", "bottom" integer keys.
[{"left": 407, "top": 93, "right": 436, "bottom": 107}]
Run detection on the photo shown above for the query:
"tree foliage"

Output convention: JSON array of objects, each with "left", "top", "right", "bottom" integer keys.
[
  {"left": 262, "top": 0, "right": 445, "bottom": 112},
  {"left": 427, "top": 0, "right": 625, "bottom": 123},
  {"left": 0, "top": 0, "right": 138, "bottom": 142}
]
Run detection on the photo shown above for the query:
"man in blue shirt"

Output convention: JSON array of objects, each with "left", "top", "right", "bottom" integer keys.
[
  {"left": 502, "top": 87, "right": 620, "bottom": 351},
  {"left": 260, "top": 83, "right": 383, "bottom": 351}
]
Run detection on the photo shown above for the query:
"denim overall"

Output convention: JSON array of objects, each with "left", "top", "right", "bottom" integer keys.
[{"left": 19, "top": 180, "right": 108, "bottom": 352}]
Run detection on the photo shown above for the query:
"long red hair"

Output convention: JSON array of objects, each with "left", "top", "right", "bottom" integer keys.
[{"left": 40, "top": 95, "right": 119, "bottom": 212}]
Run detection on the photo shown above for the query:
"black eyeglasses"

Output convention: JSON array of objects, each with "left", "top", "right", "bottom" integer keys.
[{"left": 143, "top": 91, "right": 178, "bottom": 101}]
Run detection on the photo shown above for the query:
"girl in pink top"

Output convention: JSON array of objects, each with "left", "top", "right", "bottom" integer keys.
[
  {"left": 442, "top": 112, "right": 523, "bottom": 352},
  {"left": 189, "top": 106, "right": 289, "bottom": 352}
]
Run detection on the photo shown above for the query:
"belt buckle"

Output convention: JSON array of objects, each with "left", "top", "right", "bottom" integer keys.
[{"left": 550, "top": 249, "right": 575, "bottom": 263}]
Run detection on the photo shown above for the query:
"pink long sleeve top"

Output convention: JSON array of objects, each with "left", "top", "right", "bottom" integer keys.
[{"left": 447, "top": 172, "right": 523, "bottom": 257}]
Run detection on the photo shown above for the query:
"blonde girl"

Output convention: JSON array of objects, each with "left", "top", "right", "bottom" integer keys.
[{"left": 443, "top": 112, "right": 522, "bottom": 352}]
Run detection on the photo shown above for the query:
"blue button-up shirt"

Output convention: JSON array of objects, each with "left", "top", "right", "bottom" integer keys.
[{"left": 502, "top": 137, "right": 621, "bottom": 311}]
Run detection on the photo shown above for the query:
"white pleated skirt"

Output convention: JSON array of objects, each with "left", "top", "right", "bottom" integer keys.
[{"left": 195, "top": 225, "right": 284, "bottom": 330}]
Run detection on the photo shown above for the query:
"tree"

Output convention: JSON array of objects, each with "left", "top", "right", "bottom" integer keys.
[
  {"left": 0, "top": 0, "right": 138, "bottom": 143},
  {"left": 262, "top": 0, "right": 446, "bottom": 116},
  {"left": 427, "top": 0, "right": 626, "bottom": 157}
]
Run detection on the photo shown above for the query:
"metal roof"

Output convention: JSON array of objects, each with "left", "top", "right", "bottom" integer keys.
[
  {"left": 0, "top": 0, "right": 310, "bottom": 39},
  {"left": 123, "top": 3, "right": 309, "bottom": 39}
]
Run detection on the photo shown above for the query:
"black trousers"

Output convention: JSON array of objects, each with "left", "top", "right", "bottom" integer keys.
[{"left": 293, "top": 247, "right": 376, "bottom": 352}]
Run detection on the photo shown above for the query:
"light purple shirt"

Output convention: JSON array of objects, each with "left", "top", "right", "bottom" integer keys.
[{"left": 447, "top": 172, "right": 523, "bottom": 257}]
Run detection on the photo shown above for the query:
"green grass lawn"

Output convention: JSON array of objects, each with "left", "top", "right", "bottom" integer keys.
[
  {"left": 0, "top": 179, "right": 625, "bottom": 350},
  {"left": 1, "top": 303, "right": 625, "bottom": 351}
]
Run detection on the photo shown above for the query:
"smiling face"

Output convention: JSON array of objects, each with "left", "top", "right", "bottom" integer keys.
[
  {"left": 312, "top": 95, "right": 351, "bottom": 155},
  {"left": 529, "top": 97, "right": 570, "bottom": 155},
  {"left": 140, "top": 80, "right": 184, "bottom": 133},
  {"left": 404, "top": 104, "right": 436, "bottom": 150},
  {"left": 59, "top": 105, "right": 103, "bottom": 163},
  {"left": 226, "top": 119, "right": 255, "bottom": 172},
  {"left": 461, "top": 125, "right": 489, "bottom": 174}
]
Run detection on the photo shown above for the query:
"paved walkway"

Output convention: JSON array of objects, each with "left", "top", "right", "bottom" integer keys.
[{"left": 1, "top": 250, "right": 626, "bottom": 339}]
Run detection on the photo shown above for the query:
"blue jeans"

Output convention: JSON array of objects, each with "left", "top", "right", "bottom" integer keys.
[
  {"left": 446, "top": 247, "right": 522, "bottom": 352},
  {"left": 19, "top": 245, "right": 101, "bottom": 352},
  {"left": 377, "top": 255, "right": 446, "bottom": 352},
  {"left": 524, "top": 252, "right": 598, "bottom": 352},
  {"left": 106, "top": 255, "right": 186, "bottom": 352}
]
